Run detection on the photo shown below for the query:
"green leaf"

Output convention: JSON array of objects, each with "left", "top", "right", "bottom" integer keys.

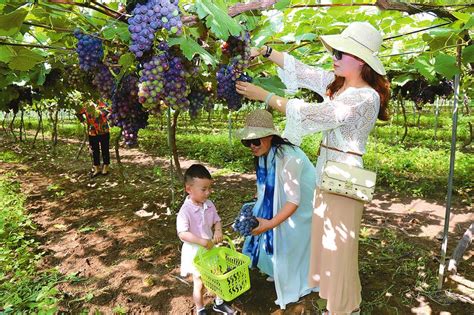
[
  {"left": 0, "top": 5, "right": 28, "bottom": 36},
  {"left": 463, "top": 16, "right": 474, "bottom": 30},
  {"left": 119, "top": 53, "right": 135, "bottom": 68},
  {"left": 414, "top": 56, "right": 435, "bottom": 81},
  {"left": 392, "top": 74, "right": 415, "bottom": 87},
  {"left": 195, "top": 0, "right": 242, "bottom": 40},
  {"left": 253, "top": 76, "right": 286, "bottom": 97},
  {"left": 168, "top": 36, "right": 217, "bottom": 67},
  {"left": 279, "top": 33, "right": 295, "bottom": 43},
  {"left": 0, "top": 46, "right": 14, "bottom": 63},
  {"left": 295, "top": 33, "right": 317, "bottom": 43},
  {"left": 434, "top": 53, "right": 459, "bottom": 79},
  {"left": 275, "top": 0, "right": 291, "bottom": 10},
  {"left": 461, "top": 44, "right": 474, "bottom": 64},
  {"left": 102, "top": 22, "right": 130, "bottom": 42},
  {"left": 252, "top": 12, "right": 284, "bottom": 46},
  {"left": 452, "top": 12, "right": 471, "bottom": 23},
  {"left": 8, "top": 48, "right": 45, "bottom": 71}
]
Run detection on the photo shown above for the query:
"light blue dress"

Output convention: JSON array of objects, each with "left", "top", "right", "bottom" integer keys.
[{"left": 243, "top": 145, "right": 318, "bottom": 309}]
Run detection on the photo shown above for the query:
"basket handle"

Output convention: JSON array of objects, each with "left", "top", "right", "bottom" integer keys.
[
  {"left": 196, "top": 235, "right": 237, "bottom": 258},
  {"left": 223, "top": 235, "right": 236, "bottom": 252}
]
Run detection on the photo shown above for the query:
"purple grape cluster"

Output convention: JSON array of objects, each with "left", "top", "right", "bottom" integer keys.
[
  {"left": 74, "top": 29, "right": 104, "bottom": 71},
  {"left": 216, "top": 32, "right": 253, "bottom": 110},
  {"left": 221, "top": 32, "right": 251, "bottom": 63},
  {"left": 66, "top": 64, "right": 85, "bottom": 87},
  {"left": 128, "top": 0, "right": 183, "bottom": 58},
  {"left": 138, "top": 53, "right": 168, "bottom": 107},
  {"left": 392, "top": 78, "right": 454, "bottom": 107},
  {"left": 187, "top": 86, "right": 214, "bottom": 119},
  {"left": 138, "top": 46, "right": 191, "bottom": 111},
  {"left": 92, "top": 64, "right": 115, "bottom": 100},
  {"left": 110, "top": 75, "right": 149, "bottom": 146},
  {"left": 216, "top": 62, "right": 253, "bottom": 110},
  {"left": 233, "top": 202, "right": 259, "bottom": 237},
  {"left": 162, "top": 54, "right": 191, "bottom": 110}
]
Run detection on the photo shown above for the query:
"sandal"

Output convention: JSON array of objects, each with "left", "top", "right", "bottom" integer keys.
[{"left": 91, "top": 166, "right": 101, "bottom": 178}]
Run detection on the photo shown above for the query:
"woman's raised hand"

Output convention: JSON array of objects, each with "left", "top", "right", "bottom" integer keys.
[
  {"left": 250, "top": 47, "right": 264, "bottom": 60},
  {"left": 235, "top": 81, "right": 268, "bottom": 101}
]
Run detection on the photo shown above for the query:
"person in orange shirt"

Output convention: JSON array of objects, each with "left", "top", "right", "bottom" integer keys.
[{"left": 76, "top": 100, "right": 111, "bottom": 177}]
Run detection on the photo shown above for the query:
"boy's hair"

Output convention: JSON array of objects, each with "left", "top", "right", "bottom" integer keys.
[{"left": 184, "top": 164, "right": 212, "bottom": 184}]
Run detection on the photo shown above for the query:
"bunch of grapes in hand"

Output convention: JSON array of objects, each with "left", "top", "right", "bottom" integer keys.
[{"left": 233, "top": 202, "right": 259, "bottom": 237}]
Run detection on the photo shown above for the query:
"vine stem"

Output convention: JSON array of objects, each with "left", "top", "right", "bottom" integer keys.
[
  {"left": 47, "top": 0, "right": 121, "bottom": 19},
  {"left": 0, "top": 40, "right": 74, "bottom": 51}
]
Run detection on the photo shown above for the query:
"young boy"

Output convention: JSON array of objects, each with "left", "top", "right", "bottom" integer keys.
[{"left": 176, "top": 164, "right": 235, "bottom": 315}]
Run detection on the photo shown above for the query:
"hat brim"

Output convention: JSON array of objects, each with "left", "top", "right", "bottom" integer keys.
[
  {"left": 236, "top": 126, "right": 280, "bottom": 140},
  {"left": 320, "top": 34, "right": 386, "bottom": 75}
]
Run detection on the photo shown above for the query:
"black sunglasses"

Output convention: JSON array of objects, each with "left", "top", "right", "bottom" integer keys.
[
  {"left": 332, "top": 49, "right": 344, "bottom": 60},
  {"left": 241, "top": 138, "right": 261, "bottom": 147}
]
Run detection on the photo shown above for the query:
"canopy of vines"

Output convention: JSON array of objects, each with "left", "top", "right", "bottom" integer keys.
[{"left": 0, "top": 0, "right": 472, "bottom": 129}]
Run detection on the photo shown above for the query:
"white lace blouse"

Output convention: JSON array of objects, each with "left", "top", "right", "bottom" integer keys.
[{"left": 278, "top": 53, "right": 380, "bottom": 186}]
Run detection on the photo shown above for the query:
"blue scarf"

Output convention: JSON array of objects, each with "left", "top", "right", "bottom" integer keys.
[{"left": 246, "top": 146, "right": 276, "bottom": 267}]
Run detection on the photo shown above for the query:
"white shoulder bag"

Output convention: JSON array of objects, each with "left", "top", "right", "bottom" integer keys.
[{"left": 320, "top": 128, "right": 376, "bottom": 203}]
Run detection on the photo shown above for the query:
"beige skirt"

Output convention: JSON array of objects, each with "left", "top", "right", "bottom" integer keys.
[{"left": 308, "top": 189, "right": 364, "bottom": 315}]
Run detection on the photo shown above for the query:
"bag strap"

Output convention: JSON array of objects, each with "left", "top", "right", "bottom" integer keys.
[{"left": 319, "top": 143, "right": 362, "bottom": 157}]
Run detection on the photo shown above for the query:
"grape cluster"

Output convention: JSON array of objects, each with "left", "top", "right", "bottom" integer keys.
[
  {"left": 162, "top": 54, "right": 191, "bottom": 110},
  {"left": 187, "top": 85, "right": 214, "bottom": 119},
  {"left": 128, "top": 0, "right": 183, "bottom": 58},
  {"left": 393, "top": 78, "right": 453, "bottom": 107},
  {"left": 92, "top": 64, "right": 115, "bottom": 100},
  {"left": 221, "top": 33, "right": 251, "bottom": 58},
  {"left": 74, "top": 29, "right": 104, "bottom": 71},
  {"left": 138, "top": 46, "right": 191, "bottom": 111},
  {"left": 232, "top": 202, "right": 259, "bottom": 237},
  {"left": 217, "top": 63, "right": 252, "bottom": 110},
  {"left": 110, "top": 75, "right": 149, "bottom": 146},
  {"left": 216, "top": 32, "right": 253, "bottom": 110},
  {"left": 138, "top": 53, "right": 168, "bottom": 107},
  {"left": 66, "top": 64, "right": 85, "bottom": 87}
]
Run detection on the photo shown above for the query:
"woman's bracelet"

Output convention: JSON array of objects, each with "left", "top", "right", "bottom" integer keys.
[
  {"left": 265, "top": 92, "right": 275, "bottom": 109},
  {"left": 263, "top": 45, "right": 273, "bottom": 58}
]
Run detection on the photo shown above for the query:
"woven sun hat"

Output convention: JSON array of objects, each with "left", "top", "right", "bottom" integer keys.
[
  {"left": 238, "top": 109, "right": 280, "bottom": 140},
  {"left": 320, "top": 21, "right": 386, "bottom": 75}
]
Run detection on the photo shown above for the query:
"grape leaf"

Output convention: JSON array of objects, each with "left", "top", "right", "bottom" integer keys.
[
  {"left": 275, "top": 0, "right": 291, "bottom": 10},
  {"left": 8, "top": 48, "right": 45, "bottom": 71},
  {"left": 414, "top": 57, "right": 435, "bottom": 81},
  {"left": 168, "top": 36, "right": 217, "bottom": 67},
  {"left": 463, "top": 16, "right": 474, "bottom": 30},
  {"left": 461, "top": 44, "right": 474, "bottom": 64},
  {"left": 252, "top": 76, "right": 286, "bottom": 96},
  {"left": 102, "top": 22, "right": 130, "bottom": 42},
  {"left": 0, "top": 46, "right": 14, "bottom": 63},
  {"left": 0, "top": 5, "right": 28, "bottom": 36},
  {"left": 391, "top": 74, "right": 416, "bottom": 87},
  {"left": 434, "top": 53, "right": 459, "bottom": 78},
  {"left": 194, "top": 0, "right": 242, "bottom": 40}
]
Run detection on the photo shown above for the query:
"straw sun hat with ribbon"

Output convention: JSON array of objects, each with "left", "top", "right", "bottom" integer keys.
[
  {"left": 238, "top": 109, "right": 280, "bottom": 140},
  {"left": 320, "top": 22, "right": 386, "bottom": 75}
]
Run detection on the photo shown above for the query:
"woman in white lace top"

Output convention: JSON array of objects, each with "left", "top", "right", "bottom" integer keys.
[{"left": 236, "top": 22, "right": 390, "bottom": 315}]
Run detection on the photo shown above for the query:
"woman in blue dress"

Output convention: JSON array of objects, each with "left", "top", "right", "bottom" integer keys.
[{"left": 239, "top": 109, "right": 318, "bottom": 309}]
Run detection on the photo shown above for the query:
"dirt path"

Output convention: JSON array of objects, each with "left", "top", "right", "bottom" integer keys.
[{"left": 1, "top": 135, "right": 472, "bottom": 314}]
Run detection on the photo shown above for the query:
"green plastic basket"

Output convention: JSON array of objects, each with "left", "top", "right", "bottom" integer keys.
[{"left": 193, "top": 236, "right": 251, "bottom": 301}]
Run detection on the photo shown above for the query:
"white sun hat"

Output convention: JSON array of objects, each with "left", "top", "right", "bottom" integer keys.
[{"left": 320, "top": 22, "right": 386, "bottom": 75}]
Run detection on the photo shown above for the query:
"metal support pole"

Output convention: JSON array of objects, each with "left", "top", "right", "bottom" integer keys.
[
  {"left": 228, "top": 110, "right": 233, "bottom": 147},
  {"left": 167, "top": 107, "right": 175, "bottom": 205},
  {"left": 437, "top": 72, "right": 460, "bottom": 289}
]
